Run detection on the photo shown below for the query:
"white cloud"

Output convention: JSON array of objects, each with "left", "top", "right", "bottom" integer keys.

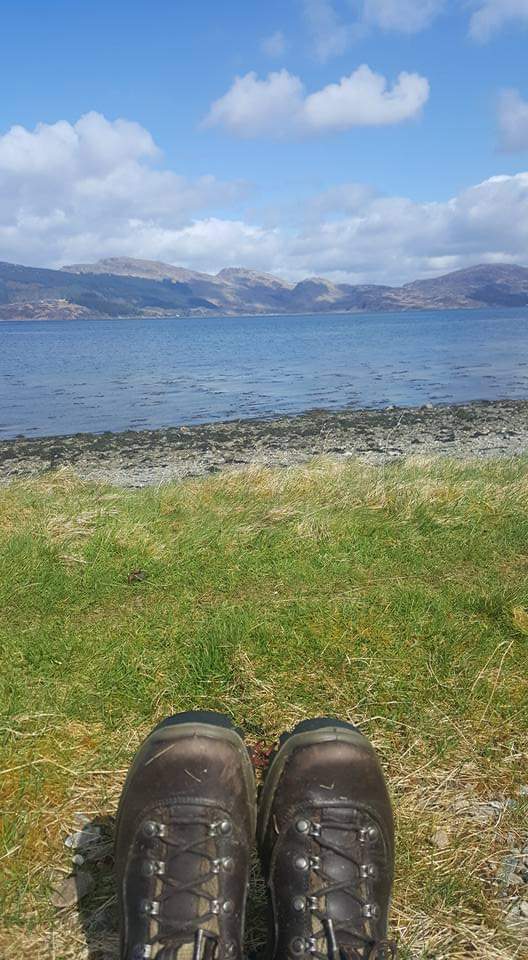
[
  {"left": 130, "top": 172, "right": 528, "bottom": 284},
  {"left": 299, "top": 0, "right": 528, "bottom": 52},
  {"left": 203, "top": 71, "right": 304, "bottom": 138},
  {"left": 0, "top": 112, "right": 246, "bottom": 268},
  {"left": 203, "top": 66, "right": 429, "bottom": 138},
  {"left": 303, "top": 67, "right": 430, "bottom": 129},
  {"left": 281, "top": 173, "right": 528, "bottom": 283},
  {"left": 1, "top": 113, "right": 528, "bottom": 285},
  {"left": 301, "top": 0, "right": 353, "bottom": 61},
  {"left": 299, "top": 0, "right": 443, "bottom": 58},
  {"left": 469, "top": 0, "right": 528, "bottom": 40},
  {"left": 362, "top": 0, "right": 445, "bottom": 32},
  {"left": 497, "top": 89, "right": 528, "bottom": 151},
  {"left": 0, "top": 112, "right": 160, "bottom": 178},
  {"left": 261, "top": 30, "right": 286, "bottom": 57}
]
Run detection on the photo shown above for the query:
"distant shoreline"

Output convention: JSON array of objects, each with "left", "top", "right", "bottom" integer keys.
[
  {"left": 1, "top": 399, "right": 527, "bottom": 487},
  {"left": 2, "top": 303, "right": 528, "bottom": 323}
]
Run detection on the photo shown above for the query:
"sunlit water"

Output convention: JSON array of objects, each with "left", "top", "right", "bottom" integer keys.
[{"left": 1, "top": 308, "right": 527, "bottom": 439}]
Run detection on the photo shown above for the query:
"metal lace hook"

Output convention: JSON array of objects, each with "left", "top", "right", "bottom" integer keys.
[
  {"left": 193, "top": 928, "right": 220, "bottom": 960},
  {"left": 193, "top": 929, "right": 205, "bottom": 960},
  {"left": 323, "top": 917, "right": 339, "bottom": 960}
]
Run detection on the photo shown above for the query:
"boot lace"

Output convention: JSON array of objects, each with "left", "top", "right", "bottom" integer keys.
[
  {"left": 290, "top": 814, "right": 397, "bottom": 960},
  {"left": 132, "top": 813, "right": 237, "bottom": 960}
]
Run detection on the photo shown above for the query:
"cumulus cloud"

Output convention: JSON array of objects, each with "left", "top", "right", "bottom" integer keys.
[
  {"left": 281, "top": 173, "right": 528, "bottom": 283},
  {"left": 497, "top": 89, "right": 528, "bottom": 151},
  {"left": 203, "top": 66, "right": 429, "bottom": 138},
  {"left": 261, "top": 30, "right": 286, "bottom": 57},
  {"left": 303, "top": 67, "right": 430, "bottom": 130},
  {"left": 362, "top": 0, "right": 445, "bottom": 33},
  {"left": 469, "top": 0, "right": 528, "bottom": 40},
  {"left": 2, "top": 113, "right": 528, "bottom": 284},
  {"left": 204, "top": 71, "right": 304, "bottom": 139},
  {"left": 0, "top": 112, "right": 246, "bottom": 268},
  {"left": 118, "top": 172, "right": 528, "bottom": 284}
]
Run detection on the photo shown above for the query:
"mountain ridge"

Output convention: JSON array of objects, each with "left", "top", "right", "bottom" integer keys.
[{"left": 0, "top": 258, "right": 527, "bottom": 320}]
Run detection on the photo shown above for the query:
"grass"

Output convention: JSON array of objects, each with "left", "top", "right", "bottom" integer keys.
[{"left": 1, "top": 456, "right": 527, "bottom": 959}]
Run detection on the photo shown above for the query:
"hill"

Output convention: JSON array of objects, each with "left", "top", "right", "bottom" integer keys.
[{"left": 0, "top": 258, "right": 528, "bottom": 319}]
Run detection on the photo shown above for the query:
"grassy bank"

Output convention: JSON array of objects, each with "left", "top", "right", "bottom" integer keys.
[{"left": 1, "top": 458, "right": 527, "bottom": 959}]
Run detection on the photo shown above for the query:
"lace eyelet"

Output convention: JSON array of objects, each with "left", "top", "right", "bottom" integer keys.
[
  {"left": 362, "top": 902, "right": 380, "bottom": 919},
  {"left": 359, "top": 825, "right": 378, "bottom": 843},
  {"left": 132, "top": 946, "right": 153, "bottom": 959},
  {"left": 141, "top": 859, "right": 166, "bottom": 877},
  {"left": 294, "top": 855, "right": 309, "bottom": 870},
  {"left": 292, "top": 895, "right": 306, "bottom": 912},
  {"left": 360, "top": 863, "right": 377, "bottom": 879},
  {"left": 210, "top": 819, "right": 232, "bottom": 837},
  {"left": 140, "top": 898, "right": 160, "bottom": 916},
  {"left": 142, "top": 820, "right": 166, "bottom": 839},
  {"left": 295, "top": 819, "right": 310, "bottom": 834},
  {"left": 290, "top": 937, "right": 305, "bottom": 955}
]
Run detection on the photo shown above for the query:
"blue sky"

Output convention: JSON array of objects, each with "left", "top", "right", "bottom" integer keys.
[{"left": 1, "top": 0, "right": 528, "bottom": 284}]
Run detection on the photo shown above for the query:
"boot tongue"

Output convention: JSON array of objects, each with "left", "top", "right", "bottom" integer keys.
[
  {"left": 155, "top": 944, "right": 196, "bottom": 960},
  {"left": 156, "top": 935, "right": 220, "bottom": 960},
  {"left": 333, "top": 930, "right": 371, "bottom": 960}
]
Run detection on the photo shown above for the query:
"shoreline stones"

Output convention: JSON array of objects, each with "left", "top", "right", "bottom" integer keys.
[{"left": 1, "top": 398, "right": 528, "bottom": 487}]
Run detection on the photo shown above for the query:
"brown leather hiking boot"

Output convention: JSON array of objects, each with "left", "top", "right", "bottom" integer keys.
[
  {"left": 257, "top": 718, "right": 396, "bottom": 960},
  {"left": 115, "top": 712, "right": 256, "bottom": 960}
]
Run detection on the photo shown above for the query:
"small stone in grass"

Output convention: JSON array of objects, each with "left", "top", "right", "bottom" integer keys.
[
  {"left": 73, "top": 813, "right": 91, "bottom": 827},
  {"left": 65, "top": 831, "right": 84, "bottom": 848},
  {"left": 498, "top": 855, "right": 517, "bottom": 887},
  {"left": 65, "top": 827, "right": 101, "bottom": 849},
  {"left": 127, "top": 569, "right": 147, "bottom": 583},
  {"left": 432, "top": 827, "right": 449, "bottom": 850},
  {"left": 451, "top": 798, "right": 503, "bottom": 823},
  {"left": 51, "top": 871, "right": 94, "bottom": 909}
]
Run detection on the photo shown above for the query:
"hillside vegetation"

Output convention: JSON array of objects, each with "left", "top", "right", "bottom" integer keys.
[
  {"left": 1, "top": 457, "right": 527, "bottom": 959},
  {"left": 1, "top": 258, "right": 528, "bottom": 319}
]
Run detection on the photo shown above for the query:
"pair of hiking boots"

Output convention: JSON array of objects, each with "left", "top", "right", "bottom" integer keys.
[{"left": 115, "top": 712, "right": 396, "bottom": 960}]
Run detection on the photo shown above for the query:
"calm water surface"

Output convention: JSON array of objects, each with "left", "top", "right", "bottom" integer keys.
[{"left": 1, "top": 308, "right": 527, "bottom": 439}]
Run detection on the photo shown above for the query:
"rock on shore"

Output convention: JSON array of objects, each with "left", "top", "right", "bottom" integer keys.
[{"left": 1, "top": 400, "right": 527, "bottom": 487}]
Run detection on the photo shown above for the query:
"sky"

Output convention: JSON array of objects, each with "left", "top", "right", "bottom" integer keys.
[{"left": 1, "top": 0, "right": 528, "bottom": 285}]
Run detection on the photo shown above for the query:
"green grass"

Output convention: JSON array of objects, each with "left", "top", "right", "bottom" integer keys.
[{"left": 1, "top": 457, "right": 527, "bottom": 959}]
